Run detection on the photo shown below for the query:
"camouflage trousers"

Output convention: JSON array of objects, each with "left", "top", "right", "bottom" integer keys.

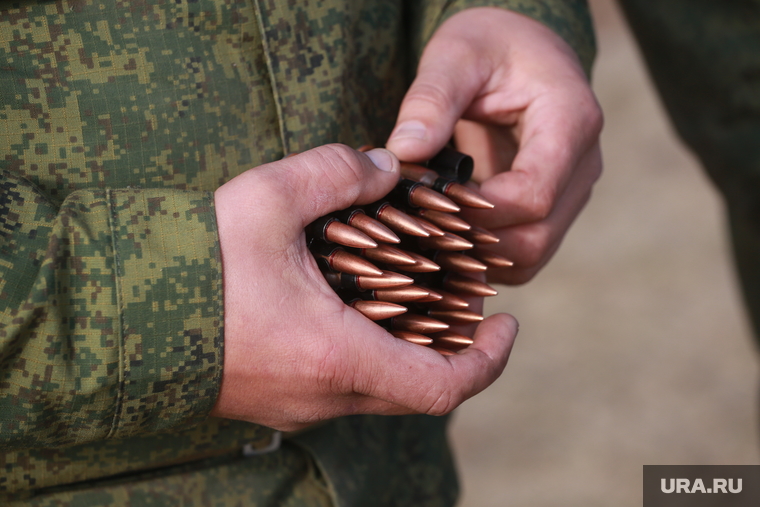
[{"left": 619, "top": 0, "right": 760, "bottom": 344}]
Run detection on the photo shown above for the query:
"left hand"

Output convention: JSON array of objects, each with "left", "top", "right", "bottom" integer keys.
[{"left": 386, "top": 7, "right": 603, "bottom": 285}]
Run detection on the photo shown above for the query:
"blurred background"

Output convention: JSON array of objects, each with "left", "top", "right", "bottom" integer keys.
[{"left": 450, "top": 1, "right": 760, "bottom": 505}]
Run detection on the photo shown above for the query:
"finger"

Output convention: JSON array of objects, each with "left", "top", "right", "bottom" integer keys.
[
  {"left": 386, "top": 36, "right": 485, "bottom": 162},
  {"left": 480, "top": 145, "right": 602, "bottom": 285},
  {"left": 351, "top": 313, "right": 518, "bottom": 415},
  {"left": 467, "top": 86, "right": 603, "bottom": 229},
  {"left": 258, "top": 144, "right": 400, "bottom": 226}
]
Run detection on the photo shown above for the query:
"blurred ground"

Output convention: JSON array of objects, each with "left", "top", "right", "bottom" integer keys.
[{"left": 450, "top": 1, "right": 760, "bottom": 506}]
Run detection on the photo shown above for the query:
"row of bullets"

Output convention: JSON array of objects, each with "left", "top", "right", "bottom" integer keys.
[{"left": 307, "top": 147, "right": 510, "bottom": 355}]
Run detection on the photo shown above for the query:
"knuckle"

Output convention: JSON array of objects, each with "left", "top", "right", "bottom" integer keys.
[
  {"left": 315, "top": 144, "right": 366, "bottom": 186},
  {"left": 514, "top": 229, "right": 551, "bottom": 268},
  {"left": 525, "top": 185, "right": 556, "bottom": 222},
  {"left": 586, "top": 103, "right": 604, "bottom": 138},
  {"left": 425, "top": 389, "right": 458, "bottom": 416}
]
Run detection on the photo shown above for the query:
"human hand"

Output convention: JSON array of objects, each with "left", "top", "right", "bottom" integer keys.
[
  {"left": 210, "top": 145, "right": 518, "bottom": 431},
  {"left": 386, "top": 8, "right": 603, "bottom": 284}
]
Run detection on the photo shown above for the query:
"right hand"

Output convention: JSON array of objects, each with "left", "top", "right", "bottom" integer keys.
[{"left": 210, "top": 145, "right": 518, "bottom": 431}]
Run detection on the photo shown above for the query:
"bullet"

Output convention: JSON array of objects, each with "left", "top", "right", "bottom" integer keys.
[
  {"left": 357, "top": 271, "right": 414, "bottom": 290},
  {"left": 471, "top": 248, "right": 514, "bottom": 268},
  {"left": 349, "top": 300, "right": 408, "bottom": 320},
  {"left": 433, "top": 251, "right": 487, "bottom": 272},
  {"left": 400, "top": 162, "right": 440, "bottom": 187},
  {"left": 427, "top": 309, "right": 484, "bottom": 324},
  {"left": 358, "top": 244, "right": 417, "bottom": 266},
  {"left": 432, "top": 331, "right": 474, "bottom": 349},
  {"left": 391, "top": 330, "right": 434, "bottom": 346},
  {"left": 427, "top": 289, "right": 470, "bottom": 310},
  {"left": 443, "top": 273, "right": 498, "bottom": 297},
  {"left": 430, "top": 346, "right": 457, "bottom": 356},
  {"left": 415, "top": 217, "right": 445, "bottom": 237},
  {"left": 373, "top": 285, "right": 432, "bottom": 303},
  {"left": 418, "top": 232, "right": 474, "bottom": 251},
  {"left": 322, "top": 270, "right": 413, "bottom": 291},
  {"left": 415, "top": 287, "right": 443, "bottom": 302},
  {"left": 400, "top": 251, "right": 441, "bottom": 273},
  {"left": 417, "top": 208, "right": 471, "bottom": 232},
  {"left": 392, "top": 313, "right": 450, "bottom": 334},
  {"left": 435, "top": 181, "right": 494, "bottom": 209},
  {"left": 401, "top": 162, "right": 494, "bottom": 209},
  {"left": 308, "top": 216, "right": 377, "bottom": 249},
  {"left": 391, "top": 179, "right": 460, "bottom": 213},
  {"left": 338, "top": 208, "right": 401, "bottom": 244},
  {"left": 311, "top": 243, "right": 383, "bottom": 276},
  {"left": 365, "top": 202, "right": 430, "bottom": 237},
  {"left": 460, "top": 225, "right": 499, "bottom": 245}
]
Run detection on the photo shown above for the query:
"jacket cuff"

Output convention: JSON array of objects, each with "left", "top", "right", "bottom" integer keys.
[{"left": 108, "top": 189, "right": 223, "bottom": 439}]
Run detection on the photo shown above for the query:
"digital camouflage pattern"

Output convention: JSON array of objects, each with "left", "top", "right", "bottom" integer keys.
[{"left": 0, "top": 0, "right": 594, "bottom": 504}]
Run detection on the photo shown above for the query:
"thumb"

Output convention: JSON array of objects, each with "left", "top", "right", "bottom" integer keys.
[
  {"left": 386, "top": 36, "right": 484, "bottom": 162},
  {"left": 259, "top": 144, "right": 400, "bottom": 226}
]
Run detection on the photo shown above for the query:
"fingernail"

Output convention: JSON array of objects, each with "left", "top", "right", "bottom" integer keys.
[
  {"left": 366, "top": 148, "right": 395, "bottom": 172},
  {"left": 389, "top": 120, "right": 427, "bottom": 142}
]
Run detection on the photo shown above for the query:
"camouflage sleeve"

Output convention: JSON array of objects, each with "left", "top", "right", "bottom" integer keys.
[
  {"left": 0, "top": 170, "right": 223, "bottom": 450},
  {"left": 407, "top": 0, "right": 596, "bottom": 77}
]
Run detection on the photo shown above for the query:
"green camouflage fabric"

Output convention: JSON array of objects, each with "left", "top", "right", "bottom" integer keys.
[
  {"left": 0, "top": 0, "right": 594, "bottom": 504},
  {"left": 618, "top": 1, "right": 760, "bottom": 343}
]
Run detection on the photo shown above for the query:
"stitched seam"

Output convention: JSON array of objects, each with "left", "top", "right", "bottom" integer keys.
[
  {"left": 251, "top": 0, "right": 289, "bottom": 154},
  {"left": 105, "top": 189, "right": 126, "bottom": 439}
]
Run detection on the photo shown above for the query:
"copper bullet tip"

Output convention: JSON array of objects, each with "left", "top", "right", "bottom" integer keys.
[
  {"left": 432, "top": 331, "right": 474, "bottom": 349},
  {"left": 392, "top": 313, "right": 450, "bottom": 334},
  {"left": 415, "top": 217, "right": 445, "bottom": 236},
  {"left": 328, "top": 249, "right": 383, "bottom": 277},
  {"left": 376, "top": 204, "right": 430, "bottom": 237},
  {"left": 443, "top": 183, "right": 495, "bottom": 209},
  {"left": 428, "top": 289, "right": 470, "bottom": 310},
  {"left": 361, "top": 244, "right": 417, "bottom": 266},
  {"left": 461, "top": 225, "right": 500, "bottom": 245},
  {"left": 415, "top": 287, "right": 443, "bottom": 302},
  {"left": 418, "top": 232, "right": 474, "bottom": 251},
  {"left": 348, "top": 212, "right": 401, "bottom": 244},
  {"left": 443, "top": 273, "right": 498, "bottom": 297},
  {"left": 417, "top": 208, "right": 471, "bottom": 232},
  {"left": 325, "top": 221, "right": 378, "bottom": 249},
  {"left": 428, "top": 309, "right": 484, "bottom": 324},
  {"left": 349, "top": 300, "right": 408, "bottom": 320},
  {"left": 373, "top": 285, "right": 431, "bottom": 303},
  {"left": 409, "top": 185, "right": 461, "bottom": 213},
  {"left": 434, "top": 251, "right": 487, "bottom": 272},
  {"left": 400, "top": 251, "right": 441, "bottom": 273},
  {"left": 391, "top": 330, "right": 434, "bottom": 346},
  {"left": 471, "top": 248, "right": 514, "bottom": 268},
  {"left": 356, "top": 270, "right": 414, "bottom": 290}
]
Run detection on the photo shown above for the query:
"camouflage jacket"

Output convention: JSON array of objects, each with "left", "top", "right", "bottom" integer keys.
[{"left": 0, "top": 0, "right": 593, "bottom": 504}]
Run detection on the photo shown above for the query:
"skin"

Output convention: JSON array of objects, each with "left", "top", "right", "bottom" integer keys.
[
  {"left": 212, "top": 145, "right": 516, "bottom": 430},
  {"left": 386, "top": 8, "right": 604, "bottom": 285},
  {"left": 211, "top": 7, "right": 602, "bottom": 429}
]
